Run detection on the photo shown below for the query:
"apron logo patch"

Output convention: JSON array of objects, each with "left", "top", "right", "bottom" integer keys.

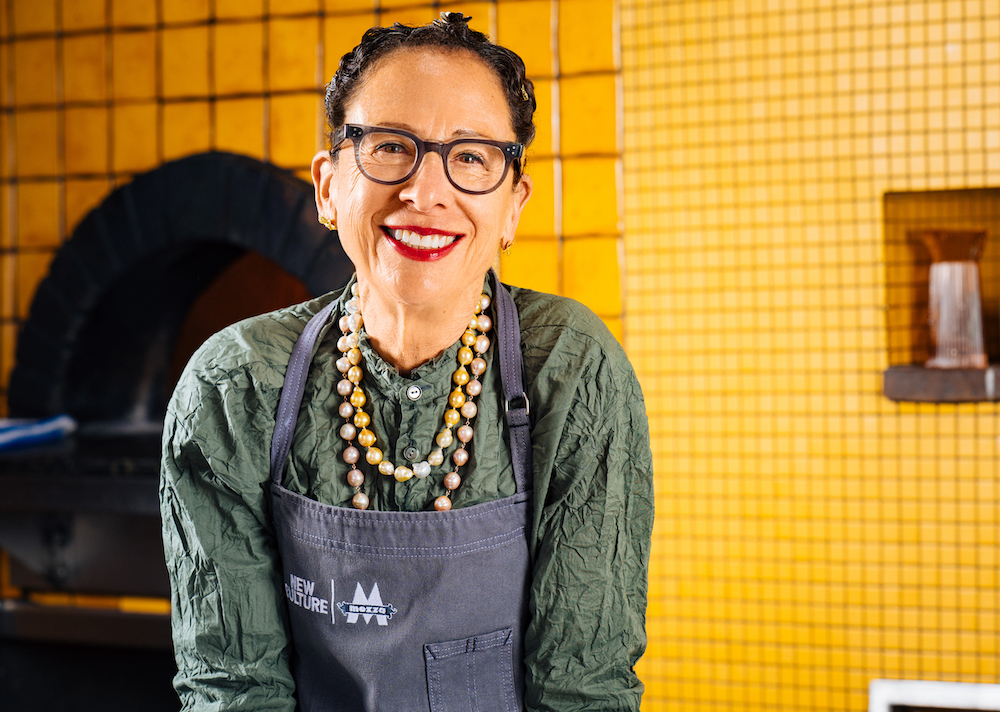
[
  {"left": 336, "top": 582, "right": 396, "bottom": 626},
  {"left": 284, "top": 573, "right": 330, "bottom": 614}
]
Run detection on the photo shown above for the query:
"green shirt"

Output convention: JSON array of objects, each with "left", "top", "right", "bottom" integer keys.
[{"left": 160, "top": 279, "right": 653, "bottom": 711}]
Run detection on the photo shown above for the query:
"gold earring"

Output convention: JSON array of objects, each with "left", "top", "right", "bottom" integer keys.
[
  {"left": 319, "top": 215, "right": 336, "bottom": 231},
  {"left": 502, "top": 242, "right": 513, "bottom": 255}
]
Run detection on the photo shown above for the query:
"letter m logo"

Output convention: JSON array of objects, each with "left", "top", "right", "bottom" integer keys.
[{"left": 336, "top": 582, "right": 396, "bottom": 626}]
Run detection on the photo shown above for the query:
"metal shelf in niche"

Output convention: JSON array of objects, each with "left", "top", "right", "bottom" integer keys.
[{"left": 883, "top": 364, "right": 1000, "bottom": 402}]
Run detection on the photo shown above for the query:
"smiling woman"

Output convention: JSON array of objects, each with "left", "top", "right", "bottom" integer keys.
[
  {"left": 313, "top": 45, "right": 532, "bottom": 372},
  {"left": 160, "top": 13, "right": 653, "bottom": 712}
]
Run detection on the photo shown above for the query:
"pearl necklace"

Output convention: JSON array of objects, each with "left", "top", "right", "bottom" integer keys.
[{"left": 334, "top": 284, "right": 493, "bottom": 512}]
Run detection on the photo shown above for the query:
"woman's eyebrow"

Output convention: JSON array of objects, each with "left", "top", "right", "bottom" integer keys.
[{"left": 374, "top": 121, "right": 485, "bottom": 139}]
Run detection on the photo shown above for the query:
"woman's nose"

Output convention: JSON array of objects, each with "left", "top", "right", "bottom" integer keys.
[{"left": 397, "top": 151, "right": 453, "bottom": 209}]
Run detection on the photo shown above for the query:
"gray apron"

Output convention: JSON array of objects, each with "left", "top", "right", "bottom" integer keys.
[{"left": 269, "top": 270, "right": 533, "bottom": 712}]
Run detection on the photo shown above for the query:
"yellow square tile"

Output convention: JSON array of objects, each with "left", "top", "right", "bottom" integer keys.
[
  {"left": 13, "top": 0, "right": 56, "bottom": 34},
  {"left": 0, "top": 185, "right": 10, "bottom": 249},
  {"left": 215, "top": 98, "right": 266, "bottom": 159},
  {"left": 563, "top": 236, "right": 621, "bottom": 315},
  {"left": 269, "top": 17, "right": 322, "bottom": 92},
  {"left": 62, "top": 1, "right": 107, "bottom": 31},
  {"left": 378, "top": 0, "right": 423, "bottom": 12},
  {"left": 500, "top": 237, "right": 558, "bottom": 293},
  {"left": 162, "top": 102, "right": 211, "bottom": 161},
  {"left": 528, "top": 78, "right": 554, "bottom": 157},
  {"left": 62, "top": 35, "right": 108, "bottom": 103},
  {"left": 16, "top": 181, "right": 61, "bottom": 248},
  {"left": 214, "top": 21, "right": 264, "bottom": 95},
  {"left": 558, "top": 0, "right": 616, "bottom": 74},
  {"left": 497, "top": 0, "right": 554, "bottom": 77},
  {"left": 161, "top": 26, "right": 210, "bottom": 98},
  {"left": 0, "top": 42, "right": 6, "bottom": 107},
  {"left": 216, "top": 0, "right": 264, "bottom": 19},
  {"left": 162, "top": 0, "right": 210, "bottom": 23},
  {"left": 112, "top": 103, "right": 159, "bottom": 173},
  {"left": 65, "top": 107, "right": 109, "bottom": 174},
  {"left": 378, "top": 8, "right": 438, "bottom": 27},
  {"left": 517, "top": 157, "right": 555, "bottom": 236},
  {"left": 322, "top": 13, "right": 379, "bottom": 87},
  {"left": 1, "top": 323, "right": 18, "bottom": 405},
  {"left": 17, "top": 250, "right": 56, "bottom": 319},
  {"left": 268, "top": 93, "right": 323, "bottom": 168},
  {"left": 561, "top": 156, "right": 619, "bottom": 235},
  {"left": 64, "top": 178, "right": 112, "bottom": 233},
  {"left": 0, "top": 115, "right": 7, "bottom": 181},
  {"left": 0, "top": 250, "right": 13, "bottom": 315},
  {"left": 111, "top": 0, "right": 156, "bottom": 27},
  {"left": 111, "top": 31, "right": 157, "bottom": 100},
  {"left": 324, "top": 0, "right": 374, "bottom": 13},
  {"left": 14, "top": 110, "right": 59, "bottom": 177},
  {"left": 560, "top": 72, "right": 617, "bottom": 155},
  {"left": 274, "top": 0, "right": 320, "bottom": 13},
  {"left": 14, "top": 39, "right": 58, "bottom": 106}
]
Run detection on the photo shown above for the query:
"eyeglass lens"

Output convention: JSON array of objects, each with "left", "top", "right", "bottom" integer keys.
[{"left": 357, "top": 131, "right": 509, "bottom": 193}]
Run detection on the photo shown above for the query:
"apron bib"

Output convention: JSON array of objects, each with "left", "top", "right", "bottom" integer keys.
[{"left": 269, "top": 270, "right": 533, "bottom": 712}]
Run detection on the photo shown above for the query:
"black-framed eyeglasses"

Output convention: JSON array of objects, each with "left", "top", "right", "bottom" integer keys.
[{"left": 332, "top": 124, "right": 524, "bottom": 196}]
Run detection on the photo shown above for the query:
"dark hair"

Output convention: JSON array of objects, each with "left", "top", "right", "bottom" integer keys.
[{"left": 324, "top": 12, "right": 536, "bottom": 182}]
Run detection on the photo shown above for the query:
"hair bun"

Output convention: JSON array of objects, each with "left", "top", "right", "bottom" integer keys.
[{"left": 438, "top": 12, "right": 472, "bottom": 24}]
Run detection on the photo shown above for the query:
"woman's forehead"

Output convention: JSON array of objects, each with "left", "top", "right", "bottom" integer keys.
[{"left": 344, "top": 47, "right": 514, "bottom": 138}]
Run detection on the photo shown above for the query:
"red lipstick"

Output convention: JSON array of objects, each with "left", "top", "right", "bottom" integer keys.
[{"left": 382, "top": 226, "right": 463, "bottom": 262}]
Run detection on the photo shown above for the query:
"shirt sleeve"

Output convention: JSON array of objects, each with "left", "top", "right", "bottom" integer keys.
[
  {"left": 523, "top": 333, "right": 654, "bottom": 712},
  {"left": 160, "top": 359, "right": 296, "bottom": 711}
]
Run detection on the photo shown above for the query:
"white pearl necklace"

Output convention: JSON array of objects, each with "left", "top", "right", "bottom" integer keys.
[{"left": 334, "top": 284, "right": 493, "bottom": 512}]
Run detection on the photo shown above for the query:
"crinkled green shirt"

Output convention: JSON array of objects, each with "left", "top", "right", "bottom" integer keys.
[{"left": 160, "top": 278, "right": 653, "bottom": 712}]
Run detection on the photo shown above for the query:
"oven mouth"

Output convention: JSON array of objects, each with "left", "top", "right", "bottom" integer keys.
[{"left": 7, "top": 151, "right": 354, "bottom": 433}]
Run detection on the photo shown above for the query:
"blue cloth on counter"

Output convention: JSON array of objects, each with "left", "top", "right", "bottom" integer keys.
[{"left": 0, "top": 415, "right": 78, "bottom": 451}]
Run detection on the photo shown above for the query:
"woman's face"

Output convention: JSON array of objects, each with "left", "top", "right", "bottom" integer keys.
[{"left": 313, "top": 47, "right": 532, "bottom": 314}]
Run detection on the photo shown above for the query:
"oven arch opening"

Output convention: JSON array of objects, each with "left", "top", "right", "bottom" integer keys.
[{"left": 8, "top": 151, "right": 353, "bottom": 428}]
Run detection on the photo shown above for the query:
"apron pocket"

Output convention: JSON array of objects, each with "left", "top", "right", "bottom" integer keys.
[{"left": 423, "top": 627, "right": 519, "bottom": 712}]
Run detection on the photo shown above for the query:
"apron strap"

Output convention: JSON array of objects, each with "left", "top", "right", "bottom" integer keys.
[
  {"left": 489, "top": 269, "right": 533, "bottom": 493},
  {"left": 270, "top": 269, "right": 533, "bottom": 493},
  {"left": 269, "top": 300, "right": 338, "bottom": 485}
]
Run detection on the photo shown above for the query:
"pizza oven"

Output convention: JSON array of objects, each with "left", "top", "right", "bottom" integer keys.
[{"left": 0, "top": 152, "right": 351, "bottom": 710}]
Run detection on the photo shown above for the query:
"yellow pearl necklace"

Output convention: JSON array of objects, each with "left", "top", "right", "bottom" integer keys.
[{"left": 334, "top": 285, "right": 493, "bottom": 512}]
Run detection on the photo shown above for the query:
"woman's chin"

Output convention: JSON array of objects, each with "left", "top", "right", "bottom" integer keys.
[
  {"left": 358, "top": 238, "right": 493, "bottom": 312},
  {"left": 365, "top": 264, "right": 451, "bottom": 309}
]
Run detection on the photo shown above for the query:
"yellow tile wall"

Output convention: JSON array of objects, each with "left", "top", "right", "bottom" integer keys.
[
  {"left": 497, "top": 0, "right": 623, "bottom": 339},
  {"left": 0, "top": 0, "right": 622, "bottom": 415},
  {"left": 623, "top": 1, "right": 1000, "bottom": 711}
]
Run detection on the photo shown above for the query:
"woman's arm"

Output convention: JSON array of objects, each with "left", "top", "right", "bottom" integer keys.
[
  {"left": 523, "top": 332, "right": 654, "bottom": 712},
  {"left": 160, "top": 364, "right": 296, "bottom": 711}
]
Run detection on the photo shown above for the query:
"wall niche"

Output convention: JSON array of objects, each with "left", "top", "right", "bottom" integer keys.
[{"left": 883, "top": 188, "right": 1000, "bottom": 402}]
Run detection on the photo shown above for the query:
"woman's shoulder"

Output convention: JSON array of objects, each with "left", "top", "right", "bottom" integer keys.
[
  {"left": 508, "top": 284, "right": 625, "bottom": 364},
  {"left": 506, "top": 284, "right": 643, "bottom": 431}
]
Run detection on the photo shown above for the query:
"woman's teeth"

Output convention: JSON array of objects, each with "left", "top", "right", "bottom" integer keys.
[{"left": 390, "top": 229, "right": 457, "bottom": 249}]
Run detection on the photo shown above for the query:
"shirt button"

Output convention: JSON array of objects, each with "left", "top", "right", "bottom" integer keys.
[
  {"left": 406, "top": 385, "right": 422, "bottom": 401},
  {"left": 403, "top": 445, "right": 419, "bottom": 461}
]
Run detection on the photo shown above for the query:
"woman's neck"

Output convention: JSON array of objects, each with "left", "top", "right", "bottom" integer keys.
[{"left": 354, "top": 277, "right": 483, "bottom": 376}]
